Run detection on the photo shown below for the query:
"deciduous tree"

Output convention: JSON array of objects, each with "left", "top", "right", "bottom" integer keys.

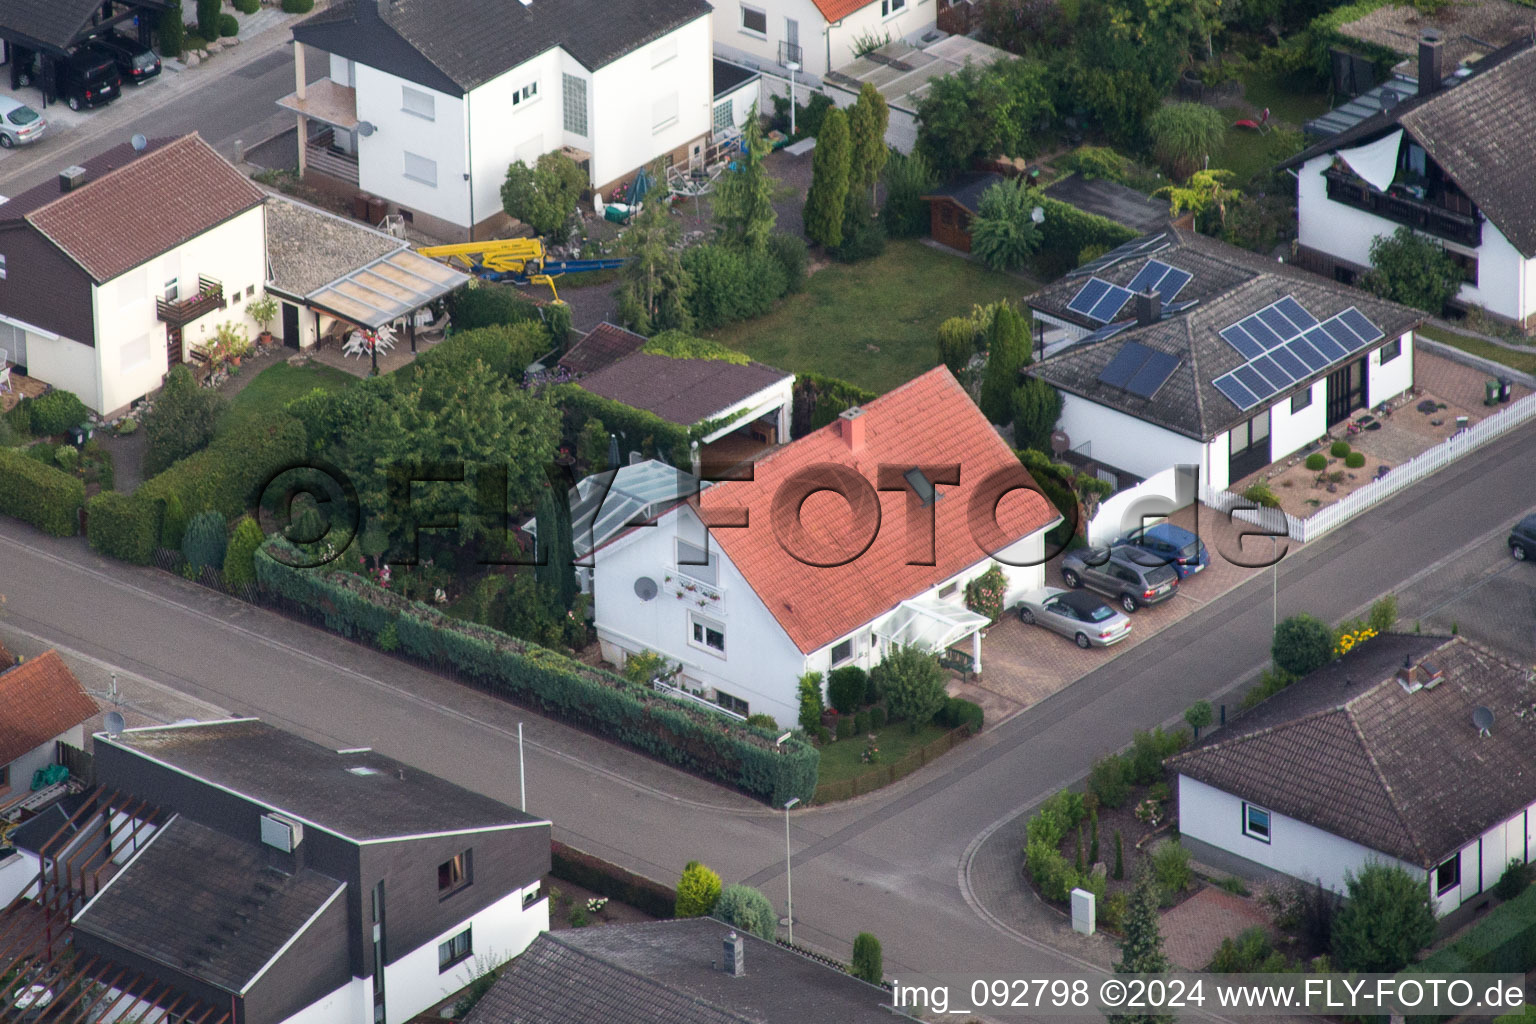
[
  {"left": 500, "top": 151, "right": 587, "bottom": 237},
  {"left": 1330, "top": 863, "right": 1435, "bottom": 973},
  {"left": 1363, "top": 226, "right": 1463, "bottom": 315},
  {"left": 872, "top": 645, "right": 947, "bottom": 731}
]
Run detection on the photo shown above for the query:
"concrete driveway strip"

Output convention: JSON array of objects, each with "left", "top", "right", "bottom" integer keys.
[{"left": 1, "top": 421, "right": 1533, "bottom": 983}]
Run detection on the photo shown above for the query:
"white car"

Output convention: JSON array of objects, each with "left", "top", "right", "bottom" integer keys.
[
  {"left": 0, "top": 96, "right": 47, "bottom": 148},
  {"left": 1015, "top": 587, "right": 1133, "bottom": 648}
]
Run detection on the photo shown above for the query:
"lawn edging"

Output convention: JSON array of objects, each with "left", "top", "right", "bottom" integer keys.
[{"left": 812, "top": 724, "right": 972, "bottom": 804}]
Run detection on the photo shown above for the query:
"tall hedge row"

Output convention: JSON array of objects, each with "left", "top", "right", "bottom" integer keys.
[
  {"left": 255, "top": 539, "right": 818, "bottom": 804},
  {"left": 1031, "top": 195, "right": 1138, "bottom": 278},
  {"left": 1398, "top": 882, "right": 1536, "bottom": 1024},
  {"left": 0, "top": 448, "right": 84, "bottom": 536},
  {"left": 554, "top": 384, "right": 692, "bottom": 466},
  {"left": 793, "top": 373, "right": 879, "bottom": 436},
  {"left": 85, "top": 491, "right": 159, "bottom": 563}
]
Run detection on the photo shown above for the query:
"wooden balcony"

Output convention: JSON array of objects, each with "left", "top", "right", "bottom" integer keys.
[
  {"left": 305, "top": 125, "right": 359, "bottom": 186},
  {"left": 156, "top": 275, "right": 225, "bottom": 327},
  {"left": 1324, "top": 167, "right": 1481, "bottom": 248}
]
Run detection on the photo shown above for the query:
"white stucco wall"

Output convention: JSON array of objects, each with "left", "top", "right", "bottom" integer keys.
[
  {"left": 1297, "top": 153, "right": 1533, "bottom": 323},
  {"left": 354, "top": 63, "right": 472, "bottom": 228},
  {"left": 0, "top": 851, "right": 39, "bottom": 908},
  {"left": 1366, "top": 331, "right": 1415, "bottom": 407},
  {"left": 384, "top": 885, "right": 547, "bottom": 1024},
  {"left": 713, "top": 0, "right": 935, "bottom": 80},
  {"left": 281, "top": 977, "right": 370, "bottom": 1024},
  {"left": 1266, "top": 379, "right": 1326, "bottom": 463},
  {"left": 588, "top": 15, "right": 712, "bottom": 188},
  {"left": 1058, "top": 393, "right": 1212, "bottom": 485}
]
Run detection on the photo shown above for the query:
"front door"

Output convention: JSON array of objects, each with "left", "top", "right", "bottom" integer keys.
[
  {"left": 166, "top": 326, "right": 183, "bottom": 366},
  {"left": 1326, "top": 357, "right": 1368, "bottom": 425},
  {"left": 282, "top": 301, "right": 301, "bottom": 349},
  {"left": 1228, "top": 408, "right": 1272, "bottom": 483}
]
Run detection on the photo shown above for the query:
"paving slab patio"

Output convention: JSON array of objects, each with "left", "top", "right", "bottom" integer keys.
[{"left": 1160, "top": 886, "right": 1275, "bottom": 971}]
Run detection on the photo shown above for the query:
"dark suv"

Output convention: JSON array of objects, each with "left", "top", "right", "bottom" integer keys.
[
  {"left": 59, "top": 48, "right": 122, "bottom": 110},
  {"left": 1510, "top": 514, "right": 1536, "bottom": 561},
  {"left": 1060, "top": 544, "right": 1180, "bottom": 613},
  {"left": 90, "top": 33, "right": 161, "bottom": 84}
]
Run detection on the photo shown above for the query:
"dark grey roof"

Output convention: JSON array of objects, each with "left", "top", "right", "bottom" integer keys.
[
  {"left": 465, "top": 919, "right": 896, "bottom": 1024},
  {"left": 922, "top": 172, "right": 1004, "bottom": 215},
  {"left": 265, "top": 197, "right": 405, "bottom": 299},
  {"left": 8, "top": 792, "right": 90, "bottom": 854},
  {"left": 0, "top": 0, "right": 166, "bottom": 54},
  {"left": 1281, "top": 37, "right": 1536, "bottom": 257},
  {"left": 1043, "top": 173, "right": 1174, "bottom": 234},
  {"left": 1304, "top": 75, "right": 1419, "bottom": 140},
  {"left": 558, "top": 322, "right": 648, "bottom": 374},
  {"left": 1026, "top": 229, "right": 1423, "bottom": 440},
  {"left": 714, "top": 58, "right": 758, "bottom": 99},
  {"left": 293, "top": 0, "right": 713, "bottom": 96},
  {"left": 1169, "top": 637, "right": 1536, "bottom": 867},
  {"left": 73, "top": 817, "right": 344, "bottom": 994},
  {"left": 99, "top": 719, "right": 545, "bottom": 842},
  {"left": 577, "top": 353, "right": 792, "bottom": 428}
]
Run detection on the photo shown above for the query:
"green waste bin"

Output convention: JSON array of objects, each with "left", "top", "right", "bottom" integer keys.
[{"left": 1485, "top": 379, "right": 1499, "bottom": 406}]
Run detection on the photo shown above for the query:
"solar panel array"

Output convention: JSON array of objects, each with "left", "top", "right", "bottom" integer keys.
[
  {"left": 1065, "top": 277, "right": 1134, "bottom": 324},
  {"left": 1212, "top": 296, "right": 1385, "bottom": 412},
  {"left": 1068, "top": 233, "right": 1171, "bottom": 278},
  {"left": 1080, "top": 320, "right": 1135, "bottom": 344},
  {"left": 1098, "top": 341, "right": 1181, "bottom": 399},
  {"left": 1125, "top": 259, "right": 1193, "bottom": 302}
]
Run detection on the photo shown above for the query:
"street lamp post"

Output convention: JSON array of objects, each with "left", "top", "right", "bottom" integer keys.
[{"left": 782, "top": 796, "right": 800, "bottom": 944}]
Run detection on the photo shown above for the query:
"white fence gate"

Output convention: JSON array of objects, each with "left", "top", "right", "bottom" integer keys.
[{"left": 1205, "top": 391, "right": 1536, "bottom": 543}]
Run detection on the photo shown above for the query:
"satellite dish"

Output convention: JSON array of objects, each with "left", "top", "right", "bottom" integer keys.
[
  {"left": 357, "top": 121, "right": 376, "bottom": 138},
  {"left": 104, "top": 711, "right": 126, "bottom": 738},
  {"left": 634, "top": 576, "right": 658, "bottom": 601},
  {"left": 130, "top": 133, "right": 147, "bottom": 153},
  {"left": 1473, "top": 706, "right": 1494, "bottom": 736}
]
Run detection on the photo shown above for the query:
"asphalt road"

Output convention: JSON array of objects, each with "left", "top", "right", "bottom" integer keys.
[{"left": 2, "top": 422, "right": 1533, "bottom": 989}]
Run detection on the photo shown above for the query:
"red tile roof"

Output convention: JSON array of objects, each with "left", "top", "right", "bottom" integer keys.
[
  {"left": 812, "top": 0, "right": 876, "bottom": 22},
  {"left": 0, "top": 651, "right": 97, "bottom": 766},
  {"left": 23, "top": 133, "right": 266, "bottom": 284},
  {"left": 698, "top": 368, "right": 1057, "bottom": 653}
]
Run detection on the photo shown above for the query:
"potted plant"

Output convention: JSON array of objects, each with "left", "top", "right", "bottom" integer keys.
[
  {"left": 209, "top": 321, "right": 252, "bottom": 368},
  {"left": 248, "top": 294, "right": 279, "bottom": 346}
]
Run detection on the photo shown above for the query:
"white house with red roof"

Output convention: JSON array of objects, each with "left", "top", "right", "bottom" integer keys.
[
  {"left": 591, "top": 368, "right": 1060, "bottom": 727},
  {"left": 712, "top": 0, "right": 936, "bottom": 83}
]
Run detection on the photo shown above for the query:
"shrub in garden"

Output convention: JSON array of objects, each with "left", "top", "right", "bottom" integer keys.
[
  {"left": 1146, "top": 102, "right": 1228, "bottom": 180},
  {"left": 869, "top": 706, "right": 886, "bottom": 730},
  {"left": 1368, "top": 594, "right": 1398, "bottom": 633},
  {"left": 1272, "top": 613, "right": 1334, "bottom": 676},
  {"left": 937, "top": 317, "right": 974, "bottom": 374},
  {"left": 1088, "top": 753, "right": 1130, "bottom": 808},
  {"left": 160, "top": 492, "right": 189, "bottom": 551},
  {"left": 0, "top": 448, "right": 84, "bottom": 537},
  {"left": 144, "top": 365, "right": 226, "bottom": 476},
  {"left": 500, "top": 151, "right": 586, "bottom": 237},
  {"left": 881, "top": 150, "right": 937, "bottom": 238},
  {"left": 1330, "top": 863, "right": 1435, "bottom": 972},
  {"left": 1150, "top": 840, "right": 1193, "bottom": 903},
  {"left": 1495, "top": 859, "right": 1531, "bottom": 901},
  {"left": 1305, "top": 452, "right": 1327, "bottom": 471},
  {"left": 280, "top": 0, "right": 315, "bottom": 13},
  {"left": 970, "top": 178, "right": 1042, "bottom": 272},
  {"left": 233, "top": 0, "right": 258, "bottom": 12},
  {"left": 1089, "top": 809, "right": 1100, "bottom": 865},
  {"left": 804, "top": 107, "right": 851, "bottom": 249},
  {"left": 963, "top": 564, "right": 1008, "bottom": 622},
  {"left": 182, "top": 510, "right": 228, "bottom": 571},
  {"left": 1012, "top": 377, "right": 1063, "bottom": 454},
  {"left": 714, "top": 884, "right": 776, "bottom": 940},
  {"left": 676, "top": 861, "right": 723, "bottom": 917},
  {"left": 828, "top": 666, "right": 869, "bottom": 715},
  {"left": 27, "top": 390, "right": 89, "bottom": 436},
  {"left": 1183, "top": 700, "right": 1213, "bottom": 738},
  {"left": 87, "top": 492, "right": 158, "bottom": 563},
  {"left": 937, "top": 696, "right": 984, "bottom": 734},
  {"left": 1242, "top": 481, "right": 1280, "bottom": 508},
  {"left": 1112, "top": 830, "right": 1124, "bottom": 879},
  {"left": 745, "top": 713, "right": 777, "bottom": 730},
  {"left": 159, "top": 2, "right": 184, "bottom": 56},
  {"left": 851, "top": 933, "right": 883, "bottom": 984},
  {"left": 766, "top": 232, "right": 809, "bottom": 294},
  {"left": 416, "top": 322, "right": 548, "bottom": 378},
  {"left": 1344, "top": 451, "right": 1366, "bottom": 469},
  {"left": 445, "top": 284, "right": 540, "bottom": 332},
  {"left": 52, "top": 445, "right": 79, "bottom": 473},
  {"left": 217, "top": 12, "right": 238, "bottom": 36},
  {"left": 1127, "top": 727, "right": 1186, "bottom": 785},
  {"left": 980, "top": 303, "right": 1030, "bottom": 424},
  {"left": 1210, "top": 927, "right": 1287, "bottom": 973},
  {"left": 829, "top": 195, "right": 886, "bottom": 264},
  {"left": 836, "top": 715, "right": 857, "bottom": 741},
  {"left": 223, "top": 516, "right": 264, "bottom": 587},
  {"left": 870, "top": 645, "right": 946, "bottom": 730},
  {"left": 854, "top": 710, "right": 871, "bottom": 734},
  {"left": 195, "top": 0, "right": 219, "bottom": 39},
  {"left": 797, "top": 672, "right": 825, "bottom": 734},
  {"left": 1330, "top": 440, "right": 1351, "bottom": 458}
]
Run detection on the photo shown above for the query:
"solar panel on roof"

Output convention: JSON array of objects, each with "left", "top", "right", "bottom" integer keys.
[
  {"left": 1125, "top": 350, "right": 1180, "bottom": 398},
  {"left": 1097, "top": 341, "right": 1153, "bottom": 388},
  {"left": 1233, "top": 364, "right": 1276, "bottom": 400},
  {"left": 1285, "top": 336, "right": 1329, "bottom": 372},
  {"left": 1252, "top": 354, "right": 1294, "bottom": 389},
  {"left": 1127, "top": 261, "right": 1167, "bottom": 294},
  {"left": 1213, "top": 373, "right": 1260, "bottom": 411},
  {"left": 1339, "top": 307, "right": 1383, "bottom": 344},
  {"left": 1067, "top": 278, "right": 1112, "bottom": 316},
  {"left": 1321, "top": 316, "right": 1367, "bottom": 352},
  {"left": 1304, "top": 325, "right": 1347, "bottom": 361},
  {"left": 1257, "top": 306, "right": 1297, "bottom": 340},
  {"left": 1220, "top": 325, "right": 1265, "bottom": 360},
  {"left": 1242, "top": 316, "right": 1284, "bottom": 351},
  {"left": 1269, "top": 345, "right": 1309, "bottom": 380},
  {"left": 1089, "top": 285, "right": 1134, "bottom": 323},
  {"left": 1156, "top": 267, "right": 1192, "bottom": 301},
  {"left": 1069, "top": 233, "right": 1171, "bottom": 277},
  {"left": 1275, "top": 297, "right": 1317, "bottom": 330},
  {"left": 1162, "top": 299, "right": 1198, "bottom": 315},
  {"left": 1082, "top": 320, "right": 1135, "bottom": 344}
]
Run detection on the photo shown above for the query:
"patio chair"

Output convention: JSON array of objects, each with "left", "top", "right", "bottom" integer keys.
[
  {"left": 0, "top": 347, "right": 8, "bottom": 368},
  {"left": 0, "top": 364, "right": 11, "bottom": 394}
]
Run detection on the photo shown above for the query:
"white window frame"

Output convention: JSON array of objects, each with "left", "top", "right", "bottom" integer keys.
[
  {"left": 401, "top": 85, "right": 435, "bottom": 121},
  {"left": 511, "top": 79, "right": 539, "bottom": 108},
  {"left": 437, "top": 927, "right": 472, "bottom": 972},
  {"left": 880, "top": 0, "right": 907, "bottom": 16},
  {"left": 162, "top": 276, "right": 178, "bottom": 303},
  {"left": 830, "top": 638, "right": 855, "bottom": 665},
  {"left": 1241, "top": 801, "right": 1271, "bottom": 843},
  {"left": 403, "top": 151, "right": 438, "bottom": 188},
  {"left": 1379, "top": 337, "right": 1402, "bottom": 364},
  {"left": 689, "top": 613, "right": 726, "bottom": 656},
  {"left": 675, "top": 537, "right": 717, "bottom": 586},
  {"left": 652, "top": 37, "right": 678, "bottom": 68},
  {"left": 740, "top": 4, "right": 768, "bottom": 37},
  {"left": 652, "top": 92, "right": 679, "bottom": 134}
]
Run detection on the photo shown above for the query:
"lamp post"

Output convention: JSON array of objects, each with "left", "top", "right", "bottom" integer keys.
[
  {"left": 786, "top": 60, "right": 801, "bottom": 137},
  {"left": 782, "top": 795, "right": 800, "bottom": 944}
]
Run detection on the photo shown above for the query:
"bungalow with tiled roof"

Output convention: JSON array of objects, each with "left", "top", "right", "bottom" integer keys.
[
  {"left": 591, "top": 366, "right": 1060, "bottom": 727},
  {"left": 1169, "top": 635, "right": 1536, "bottom": 917}
]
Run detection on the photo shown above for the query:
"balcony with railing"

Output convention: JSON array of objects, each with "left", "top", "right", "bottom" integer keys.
[
  {"left": 305, "top": 125, "right": 360, "bottom": 186},
  {"left": 1323, "top": 166, "right": 1481, "bottom": 248},
  {"left": 156, "top": 275, "right": 225, "bottom": 326}
]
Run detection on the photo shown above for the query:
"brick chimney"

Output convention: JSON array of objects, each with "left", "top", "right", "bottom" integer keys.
[
  {"left": 722, "top": 931, "right": 745, "bottom": 976},
  {"left": 1135, "top": 289, "right": 1162, "bottom": 326},
  {"left": 1418, "top": 30, "right": 1444, "bottom": 97},
  {"left": 838, "top": 406, "right": 866, "bottom": 452}
]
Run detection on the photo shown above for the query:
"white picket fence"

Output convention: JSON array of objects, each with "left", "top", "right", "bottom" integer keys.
[{"left": 1206, "top": 390, "right": 1536, "bottom": 543}]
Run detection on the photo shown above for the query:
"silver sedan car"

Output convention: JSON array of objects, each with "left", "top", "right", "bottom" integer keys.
[{"left": 1015, "top": 587, "right": 1132, "bottom": 648}]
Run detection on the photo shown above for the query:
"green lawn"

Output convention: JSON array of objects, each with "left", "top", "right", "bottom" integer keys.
[
  {"left": 1239, "top": 69, "right": 1331, "bottom": 129},
  {"left": 219, "top": 361, "right": 356, "bottom": 439},
  {"left": 1209, "top": 112, "right": 1308, "bottom": 188},
  {"left": 814, "top": 720, "right": 954, "bottom": 786},
  {"left": 706, "top": 240, "right": 1033, "bottom": 394},
  {"left": 1416, "top": 324, "right": 1536, "bottom": 375}
]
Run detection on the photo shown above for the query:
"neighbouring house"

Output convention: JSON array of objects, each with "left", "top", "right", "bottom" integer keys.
[
  {"left": 713, "top": 0, "right": 940, "bottom": 87},
  {"left": 921, "top": 172, "right": 1001, "bottom": 254},
  {"left": 0, "top": 0, "right": 161, "bottom": 105},
  {"left": 0, "top": 133, "right": 267, "bottom": 415},
  {"left": 0, "top": 650, "right": 94, "bottom": 803},
  {"left": 281, "top": 0, "right": 714, "bottom": 241},
  {"left": 0, "top": 718, "right": 551, "bottom": 1024},
  {"left": 573, "top": 350, "right": 796, "bottom": 473},
  {"left": 264, "top": 196, "right": 468, "bottom": 351},
  {"left": 1169, "top": 635, "right": 1536, "bottom": 918},
  {"left": 1281, "top": 34, "right": 1536, "bottom": 331},
  {"left": 592, "top": 366, "right": 1059, "bottom": 727},
  {"left": 1025, "top": 228, "right": 1422, "bottom": 491},
  {"left": 712, "top": 58, "right": 762, "bottom": 140},
  {"left": 464, "top": 918, "right": 896, "bottom": 1023}
]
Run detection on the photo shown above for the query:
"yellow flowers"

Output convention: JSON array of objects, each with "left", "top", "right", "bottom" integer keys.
[{"left": 1335, "top": 626, "right": 1378, "bottom": 656}]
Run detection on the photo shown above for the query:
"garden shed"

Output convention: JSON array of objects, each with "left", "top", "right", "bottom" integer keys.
[{"left": 920, "top": 172, "right": 1003, "bottom": 253}]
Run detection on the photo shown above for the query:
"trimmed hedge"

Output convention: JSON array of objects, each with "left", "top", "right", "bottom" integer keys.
[
  {"left": 86, "top": 491, "right": 158, "bottom": 563},
  {"left": 256, "top": 539, "right": 819, "bottom": 804},
  {"left": 793, "top": 373, "right": 879, "bottom": 436},
  {"left": 937, "top": 696, "right": 984, "bottom": 735},
  {"left": 554, "top": 384, "right": 692, "bottom": 466},
  {"left": 551, "top": 839, "right": 676, "bottom": 920},
  {"left": 1031, "top": 195, "right": 1138, "bottom": 279},
  {"left": 0, "top": 448, "right": 84, "bottom": 536},
  {"left": 1401, "top": 883, "right": 1536, "bottom": 1024}
]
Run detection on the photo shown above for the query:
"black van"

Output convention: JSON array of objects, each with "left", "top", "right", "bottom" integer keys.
[
  {"left": 59, "top": 48, "right": 122, "bottom": 110},
  {"left": 91, "top": 32, "right": 162, "bottom": 85}
]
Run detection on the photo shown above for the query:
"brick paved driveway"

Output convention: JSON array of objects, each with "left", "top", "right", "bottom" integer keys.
[
  {"left": 1160, "top": 886, "right": 1276, "bottom": 971},
  {"left": 954, "top": 503, "right": 1277, "bottom": 723}
]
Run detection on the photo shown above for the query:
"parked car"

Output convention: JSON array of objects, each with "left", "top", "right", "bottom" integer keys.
[
  {"left": 1015, "top": 587, "right": 1132, "bottom": 648},
  {"left": 1060, "top": 544, "right": 1179, "bottom": 613},
  {"left": 1116, "top": 521, "right": 1209, "bottom": 578},
  {"left": 0, "top": 97, "right": 47, "bottom": 148},
  {"left": 90, "top": 32, "right": 161, "bottom": 84},
  {"left": 59, "top": 48, "right": 122, "bottom": 110},
  {"left": 1510, "top": 514, "right": 1536, "bottom": 561}
]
